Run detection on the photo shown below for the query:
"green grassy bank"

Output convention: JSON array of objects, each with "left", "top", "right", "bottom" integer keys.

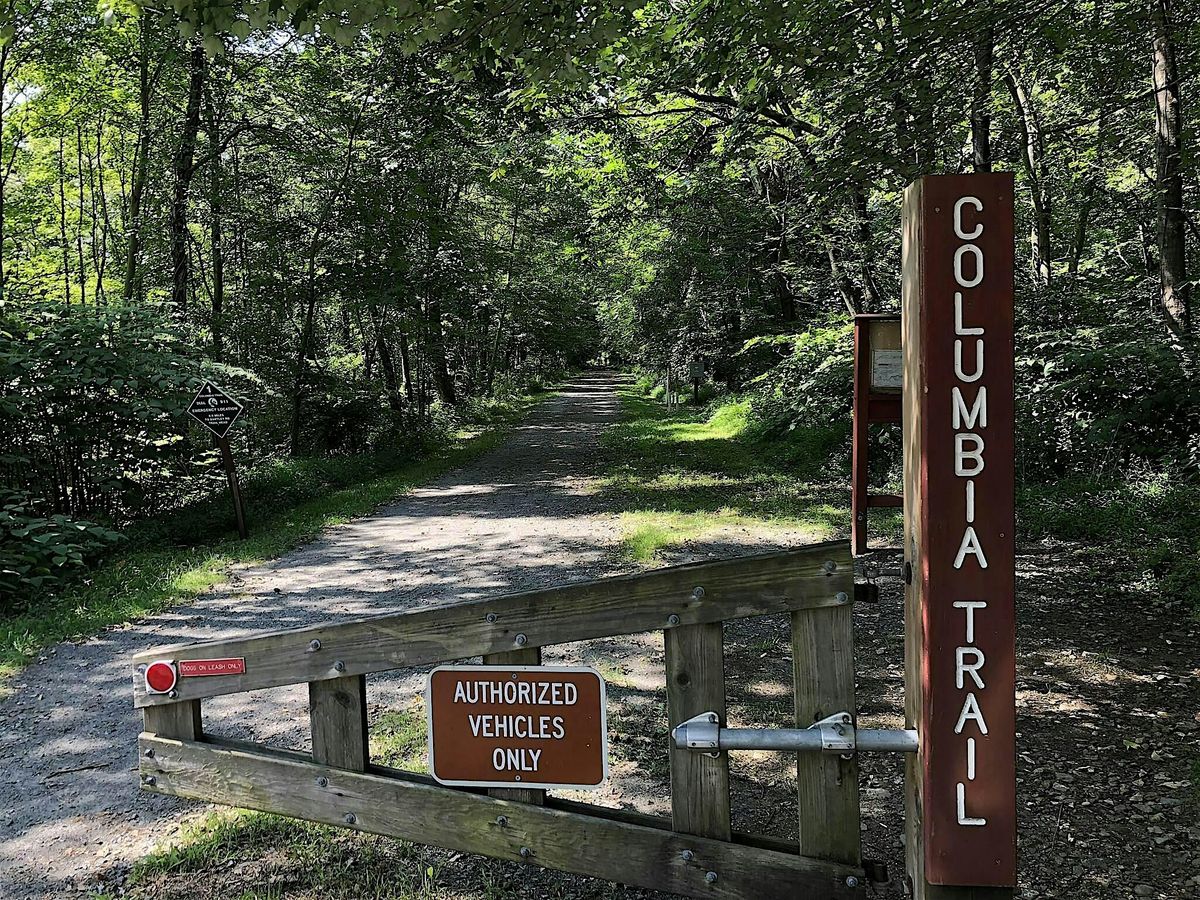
[{"left": 598, "top": 384, "right": 899, "bottom": 561}]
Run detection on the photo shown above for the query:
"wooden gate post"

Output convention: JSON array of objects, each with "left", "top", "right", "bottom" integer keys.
[
  {"left": 483, "top": 646, "right": 546, "bottom": 806},
  {"left": 792, "top": 545, "right": 860, "bottom": 866},
  {"left": 310, "top": 675, "right": 369, "bottom": 771},
  {"left": 665, "top": 622, "right": 732, "bottom": 840},
  {"left": 901, "top": 174, "right": 1016, "bottom": 898}
]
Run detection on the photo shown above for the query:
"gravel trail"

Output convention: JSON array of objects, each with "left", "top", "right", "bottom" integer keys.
[{"left": 0, "top": 372, "right": 632, "bottom": 899}]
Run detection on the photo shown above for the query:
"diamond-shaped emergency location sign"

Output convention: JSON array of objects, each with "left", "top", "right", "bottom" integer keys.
[{"left": 186, "top": 381, "right": 244, "bottom": 438}]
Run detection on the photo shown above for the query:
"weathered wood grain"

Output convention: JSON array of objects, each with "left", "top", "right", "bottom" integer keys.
[
  {"left": 792, "top": 543, "right": 860, "bottom": 866},
  {"left": 133, "top": 543, "right": 850, "bottom": 707},
  {"left": 142, "top": 699, "right": 202, "bottom": 741},
  {"left": 483, "top": 646, "right": 545, "bottom": 806},
  {"left": 309, "top": 675, "right": 368, "bottom": 771},
  {"left": 139, "top": 734, "right": 865, "bottom": 900},
  {"left": 665, "top": 622, "right": 731, "bottom": 840}
]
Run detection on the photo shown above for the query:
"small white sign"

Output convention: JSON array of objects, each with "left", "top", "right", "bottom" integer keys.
[{"left": 871, "top": 349, "right": 903, "bottom": 390}]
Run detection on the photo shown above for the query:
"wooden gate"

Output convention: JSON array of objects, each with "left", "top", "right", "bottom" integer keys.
[{"left": 134, "top": 542, "right": 869, "bottom": 899}]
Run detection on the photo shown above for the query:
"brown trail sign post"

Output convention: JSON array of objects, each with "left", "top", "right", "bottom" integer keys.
[
  {"left": 186, "top": 381, "right": 248, "bottom": 539},
  {"left": 851, "top": 313, "right": 903, "bottom": 555},
  {"left": 132, "top": 172, "right": 1018, "bottom": 900},
  {"left": 902, "top": 173, "right": 1016, "bottom": 897}
]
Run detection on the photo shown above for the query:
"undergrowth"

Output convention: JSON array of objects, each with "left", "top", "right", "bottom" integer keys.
[{"left": 0, "top": 389, "right": 552, "bottom": 684}]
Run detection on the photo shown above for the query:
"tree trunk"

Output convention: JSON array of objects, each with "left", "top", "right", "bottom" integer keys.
[
  {"left": 92, "top": 115, "right": 111, "bottom": 303},
  {"left": 827, "top": 243, "right": 860, "bottom": 316},
  {"left": 368, "top": 300, "right": 404, "bottom": 411},
  {"left": 425, "top": 295, "right": 457, "bottom": 404},
  {"left": 122, "top": 18, "right": 153, "bottom": 303},
  {"left": 289, "top": 251, "right": 319, "bottom": 455},
  {"left": 74, "top": 124, "right": 87, "bottom": 300},
  {"left": 1068, "top": 108, "right": 1108, "bottom": 279},
  {"left": 58, "top": 134, "right": 71, "bottom": 305},
  {"left": 1006, "top": 71, "right": 1052, "bottom": 286},
  {"left": 0, "top": 39, "right": 9, "bottom": 305},
  {"left": 1151, "top": 0, "right": 1190, "bottom": 336},
  {"left": 399, "top": 331, "right": 415, "bottom": 402},
  {"left": 169, "top": 42, "right": 205, "bottom": 311},
  {"left": 971, "top": 20, "right": 994, "bottom": 171},
  {"left": 205, "top": 84, "right": 225, "bottom": 355}
]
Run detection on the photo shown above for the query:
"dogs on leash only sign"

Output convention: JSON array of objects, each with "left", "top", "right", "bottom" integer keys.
[{"left": 426, "top": 666, "right": 608, "bottom": 790}]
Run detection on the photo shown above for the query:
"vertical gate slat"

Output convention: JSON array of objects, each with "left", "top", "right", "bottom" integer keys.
[
  {"left": 483, "top": 646, "right": 545, "bottom": 805},
  {"left": 792, "top": 592, "right": 861, "bottom": 865},
  {"left": 143, "top": 700, "right": 202, "bottom": 741},
  {"left": 309, "top": 674, "right": 369, "bottom": 771},
  {"left": 665, "top": 621, "right": 731, "bottom": 841}
]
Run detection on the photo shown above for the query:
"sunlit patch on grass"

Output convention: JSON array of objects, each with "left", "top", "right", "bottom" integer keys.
[
  {"left": 370, "top": 703, "right": 429, "bottom": 773},
  {"left": 601, "top": 386, "right": 863, "bottom": 561},
  {"left": 618, "top": 508, "right": 834, "bottom": 562}
]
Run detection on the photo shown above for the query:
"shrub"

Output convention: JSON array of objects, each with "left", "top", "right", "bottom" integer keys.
[{"left": 0, "top": 494, "right": 123, "bottom": 607}]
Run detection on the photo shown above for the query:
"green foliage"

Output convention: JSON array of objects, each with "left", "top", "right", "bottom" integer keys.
[
  {"left": 0, "top": 389, "right": 544, "bottom": 681},
  {"left": 0, "top": 302, "right": 203, "bottom": 522},
  {"left": 1017, "top": 327, "right": 1200, "bottom": 477},
  {"left": 0, "top": 495, "right": 123, "bottom": 602}
]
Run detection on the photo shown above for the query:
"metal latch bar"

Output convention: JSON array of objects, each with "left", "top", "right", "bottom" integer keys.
[{"left": 672, "top": 711, "right": 918, "bottom": 755}]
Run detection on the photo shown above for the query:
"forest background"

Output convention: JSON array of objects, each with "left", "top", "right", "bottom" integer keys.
[{"left": 0, "top": 0, "right": 1197, "bottom": 664}]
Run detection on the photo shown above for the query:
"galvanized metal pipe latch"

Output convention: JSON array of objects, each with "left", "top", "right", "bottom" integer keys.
[{"left": 672, "top": 711, "right": 919, "bottom": 755}]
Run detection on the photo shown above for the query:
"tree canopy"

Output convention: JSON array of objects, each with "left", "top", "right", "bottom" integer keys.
[{"left": 0, "top": 0, "right": 1196, "bottom": 595}]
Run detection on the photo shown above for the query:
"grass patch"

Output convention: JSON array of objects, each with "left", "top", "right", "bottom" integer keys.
[
  {"left": 1, "top": 390, "right": 551, "bottom": 686},
  {"left": 124, "top": 809, "right": 491, "bottom": 899},
  {"left": 371, "top": 704, "right": 429, "bottom": 773},
  {"left": 600, "top": 386, "right": 896, "bottom": 560}
]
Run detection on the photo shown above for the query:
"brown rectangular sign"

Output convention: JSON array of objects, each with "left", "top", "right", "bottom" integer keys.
[
  {"left": 426, "top": 665, "right": 608, "bottom": 790},
  {"left": 902, "top": 173, "right": 1016, "bottom": 888}
]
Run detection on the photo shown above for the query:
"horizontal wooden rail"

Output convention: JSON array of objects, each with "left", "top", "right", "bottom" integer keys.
[
  {"left": 139, "top": 734, "right": 864, "bottom": 900},
  {"left": 133, "top": 542, "right": 852, "bottom": 708}
]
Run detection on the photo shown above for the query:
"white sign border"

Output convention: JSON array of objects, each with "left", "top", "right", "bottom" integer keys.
[{"left": 425, "top": 664, "right": 610, "bottom": 791}]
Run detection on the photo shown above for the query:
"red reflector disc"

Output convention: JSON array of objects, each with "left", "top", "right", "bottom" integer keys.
[{"left": 145, "top": 660, "right": 177, "bottom": 694}]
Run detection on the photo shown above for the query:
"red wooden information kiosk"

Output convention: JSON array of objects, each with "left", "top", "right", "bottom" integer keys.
[{"left": 851, "top": 313, "right": 902, "bottom": 555}]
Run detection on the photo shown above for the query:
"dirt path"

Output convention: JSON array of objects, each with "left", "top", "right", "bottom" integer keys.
[
  {"left": 3, "top": 372, "right": 1198, "bottom": 900},
  {"left": 0, "top": 373, "right": 638, "bottom": 899}
]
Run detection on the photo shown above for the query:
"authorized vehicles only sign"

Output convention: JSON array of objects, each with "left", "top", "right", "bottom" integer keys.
[{"left": 426, "top": 665, "right": 608, "bottom": 789}]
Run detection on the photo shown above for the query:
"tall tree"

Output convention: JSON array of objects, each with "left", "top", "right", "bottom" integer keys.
[{"left": 1151, "top": 0, "right": 1190, "bottom": 337}]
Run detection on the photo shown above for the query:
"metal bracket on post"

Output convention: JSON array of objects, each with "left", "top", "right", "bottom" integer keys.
[
  {"left": 672, "top": 711, "right": 918, "bottom": 755},
  {"left": 674, "top": 710, "right": 721, "bottom": 758},
  {"left": 812, "top": 711, "right": 856, "bottom": 753}
]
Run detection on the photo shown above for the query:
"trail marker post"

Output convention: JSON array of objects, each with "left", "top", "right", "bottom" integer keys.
[
  {"left": 186, "top": 381, "right": 248, "bottom": 539},
  {"left": 901, "top": 174, "right": 1016, "bottom": 897},
  {"left": 689, "top": 359, "right": 704, "bottom": 404}
]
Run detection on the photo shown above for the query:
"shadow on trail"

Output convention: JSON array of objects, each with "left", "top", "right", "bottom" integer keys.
[{"left": 0, "top": 371, "right": 640, "bottom": 899}]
